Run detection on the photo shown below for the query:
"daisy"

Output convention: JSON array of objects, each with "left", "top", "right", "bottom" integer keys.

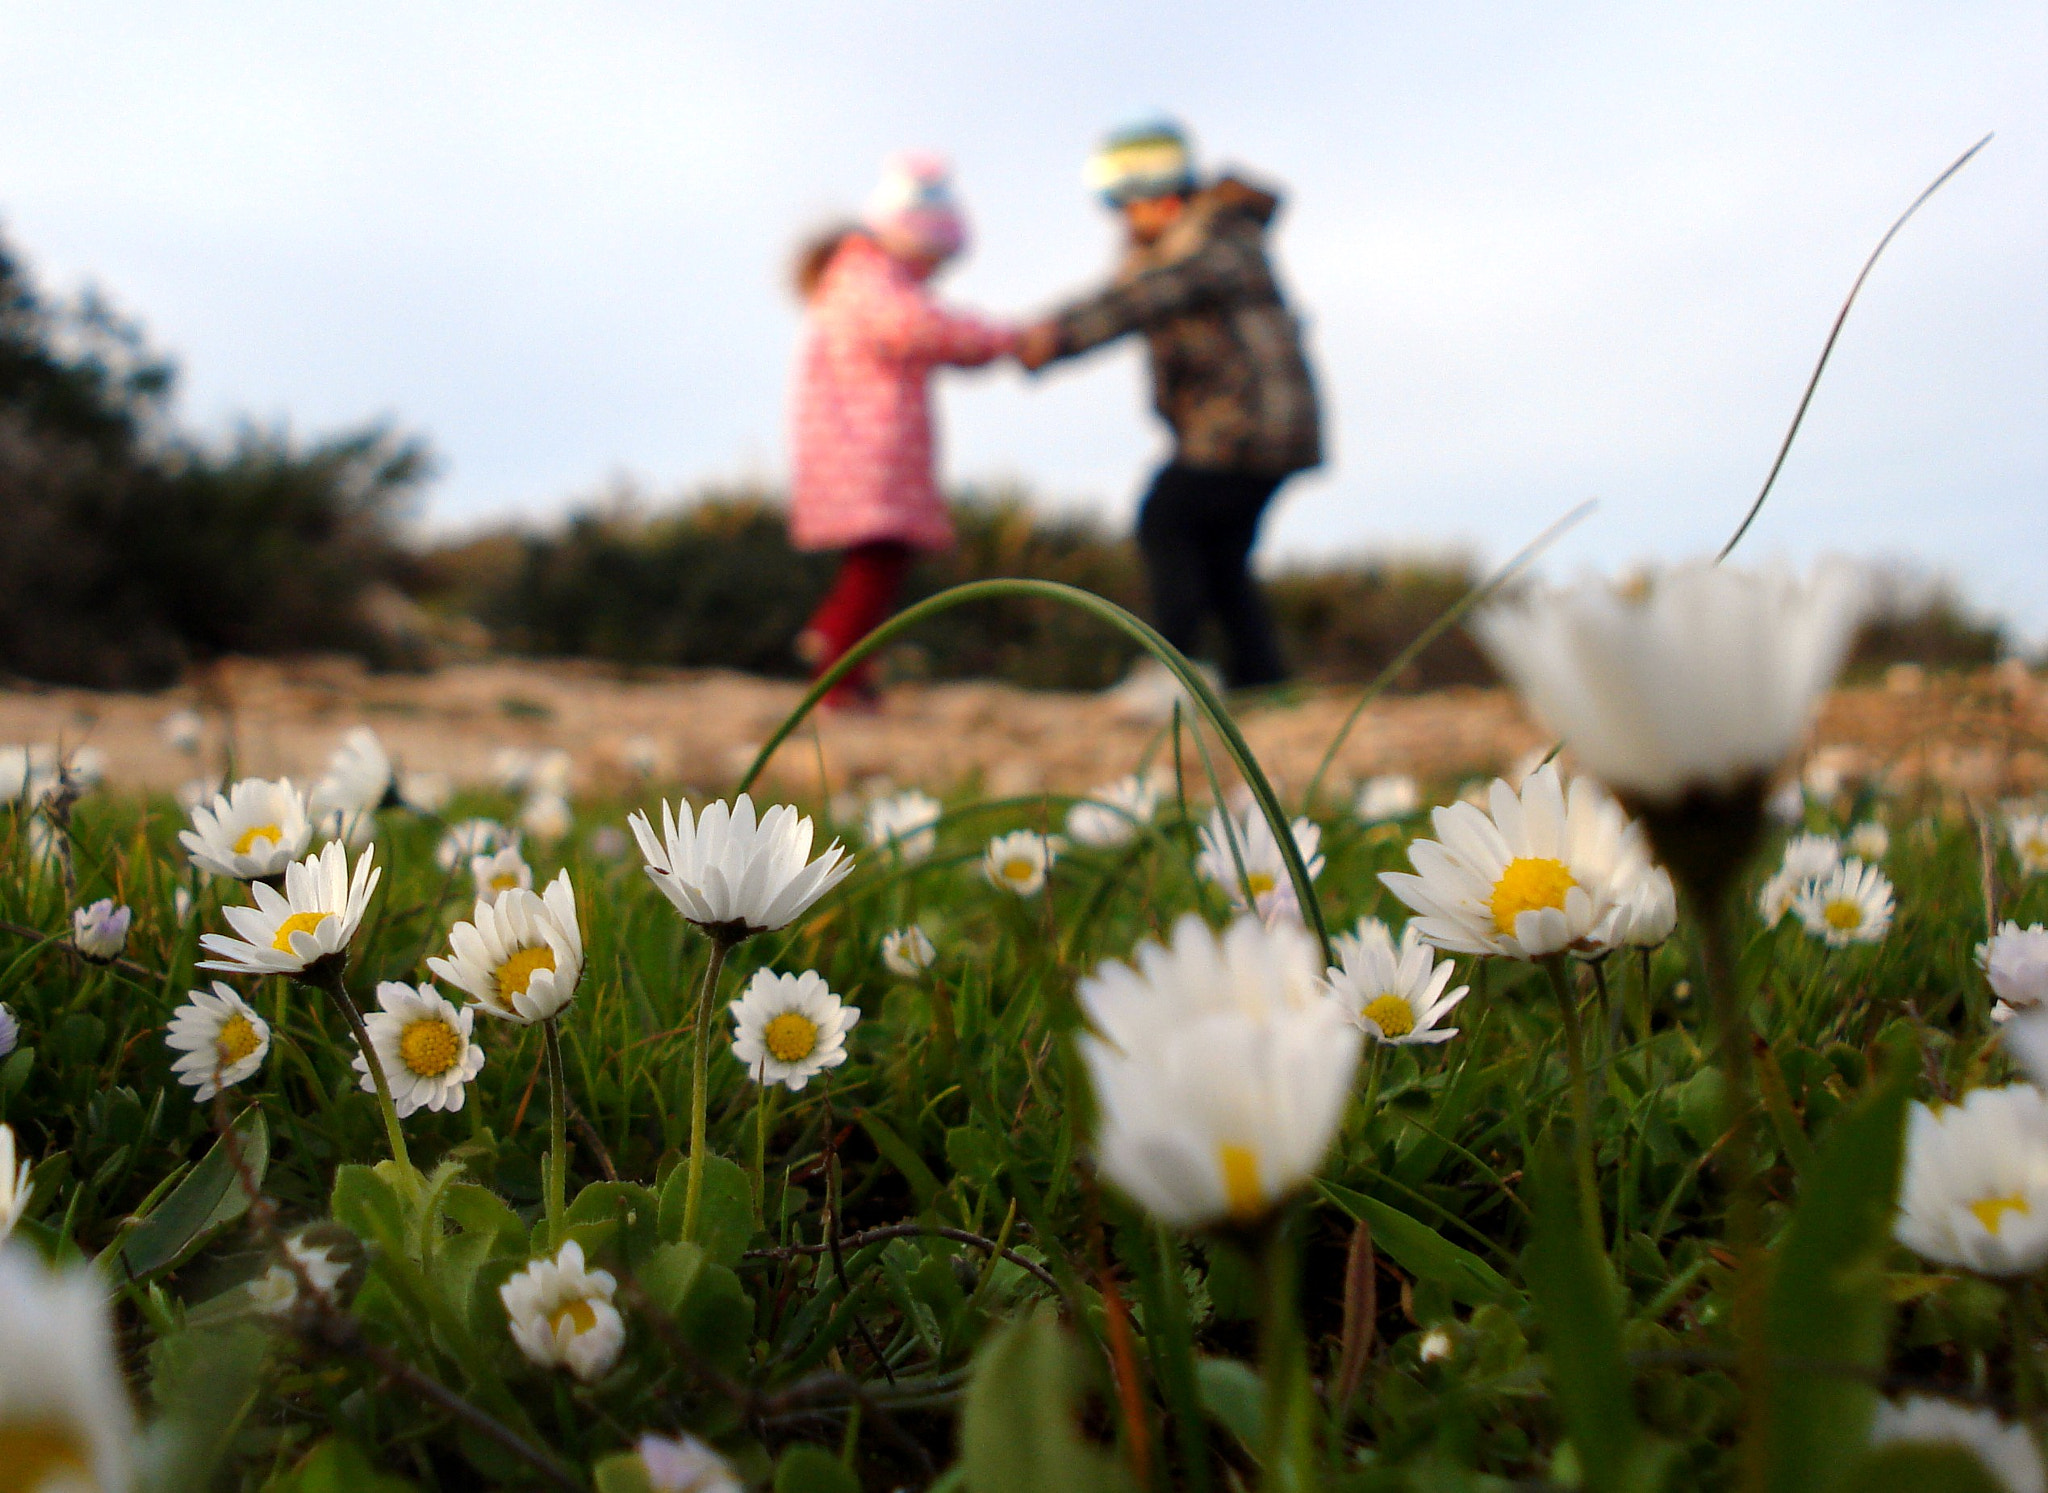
[
  {"left": 180, "top": 777, "right": 313, "bottom": 881},
  {"left": 165, "top": 982, "right": 272, "bottom": 1101},
  {"left": 864, "top": 788, "right": 942, "bottom": 863},
  {"left": 2012, "top": 814, "right": 2048, "bottom": 877},
  {"left": 70, "top": 899, "right": 131, "bottom": 963},
  {"left": 397, "top": 770, "right": 452, "bottom": 815},
  {"left": 308, "top": 726, "right": 392, "bottom": 845},
  {"left": 1757, "top": 832, "right": 1843, "bottom": 923},
  {"left": 1324, "top": 919, "right": 1468, "bottom": 1045},
  {"left": 1847, "top": 821, "right": 1890, "bottom": 861},
  {"left": 1981, "top": 922, "right": 2048, "bottom": 1013},
  {"left": 427, "top": 871, "right": 584, "bottom": 1024},
  {"left": 0, "top": 1001, "right": 17, "bottom": 1058},
  {"left": 1472, "top": 559, "right": 1866, "bottom": 805},
  {"left": 1793, "top": 858, "right": 1894, "bottom": 946},
  {"left": 729, "top": 968, "right": 860, "bottom": 1091},
  {"left": 352, "top": 982, "right": 487, "bottom": 1117},
  {"left": 1869, "top": 1397, "right": 2045, "bottom": 1493},
  {"left": 436, "top": 817, "right": 513, "bottom": 872},
  {"left": 631, "top": 795, "right": 853, "bottom": 938},
  {"left": 0, "top": 744, "right": 57, "bottom": 807},
  {"left": 161, "top": 707, "right": 204, "bottom": 754},
  {"left": 1380, "top": 764, "right": 1651, "bottom": 960},
  {"left": 1355, "top": 774, "right": 1421, "bottom": 825},
  {"left": 0, "top": 1250, "right": 136, "bottom": 1493},
  {"left": 881, "top": 926, "right": 936, "bottom": 978},
  {"left": 198, "top": 840, "right": 381, "bottom": 978},
  {"left": 1065, "top": 773, "right": 1165, "bottom": 849},
  {"left": 1895, "top": 1085, "right": 2048, "bottom": 1276},
  {"left": 635, "top": 1434, "right": 744, "bottom": 1493},
  {"left": 521, "top": 791, "right": 573, "bottom": 845},
  {"left": 471, "top": 845, "right": 533, "bottom": 899},
  {"left": 0, "top": 1122, "right": 30, "bottom": 1241},
  {"left": 2001, "top": 1008, "right": 2048, "bottom": 1090},
  {"left": 1078, "top": 914, "right": 1361, "bottom": 1229},
  {"left": 1194, "top": 805, "right": 1324, "bottom": 919},
  {"left": 500, "top": 1239, "right": 626, "bottom": 1382},
  {"left": 984, "top": 830, "right": 1059, "bottom": 896},
  {"left": 1602, "top": 864, "right": 1678, "bottom": 950},
  {"left": 247, "top": 1228, "right": 359, "bottom": 1318}
]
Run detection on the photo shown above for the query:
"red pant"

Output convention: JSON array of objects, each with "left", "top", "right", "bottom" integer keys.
[{"left": 803, "top": 541, "right": 914, "bottom": 702}]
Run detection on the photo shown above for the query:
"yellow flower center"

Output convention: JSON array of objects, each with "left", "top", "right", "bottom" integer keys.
[
  {"left": 1489, "top": 857, "right": 1577, "bottom": 935},
  {"left": 1969, "top": 1192, "right": 2031, "bottom": 1235},
  {"left": 1822, "top": 899, "right": 1864, "bottom": 932},
  {"left": 549, "top": 1297, "right": 599, "bottom": 1337},
  {"left": 399, "top": 1017, "right": 462, "bottom": 1078},
  {"left": 217, "top": 1013, "right": 263, "bottom": 1066},
  {"left": 493, "top": 945, "right": 556, "bottom": 1007},
  {"left": 763, "top": 1012, "right": 820, "bottom": 1064},
  {"left": 1217, "top": 1143, "right": 1266, "bottom": 1223},
  {"left": 2028, "top": 837, "right": 2048, "bottom": 862},
  {"left": 0, "top": 1423, "right": 92, "bottom": 1492},
  {"left": 233, "top": 823, "right": 281, "bottom": 855},
  {"left": 490, "top": 872, "right": 521, "bottom": 891},
  {"left": 271, "top": 910, "right": 331, "bottom": 952},
  {"left": 1001, "top": 856, "right": 1036, "bottom": 883},
  {"left": 1362, "top": 993, "right": 1416, "bottom": 1038},
  {"left": 1244, "top": 872, "right": 1276, "bottom": 898}
]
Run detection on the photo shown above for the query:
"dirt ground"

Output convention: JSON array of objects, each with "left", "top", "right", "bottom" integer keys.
[{"left": 7, "top": 655, "right": 2048, "bottom": 807}]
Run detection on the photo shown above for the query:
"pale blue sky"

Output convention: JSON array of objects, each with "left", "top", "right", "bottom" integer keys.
[{"left": 3, "top": 4, "right": 2043, "bottom": 629}]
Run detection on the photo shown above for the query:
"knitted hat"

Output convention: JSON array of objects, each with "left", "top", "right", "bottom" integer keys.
[
  {"left": 1085, "top": 116, "right": 1197, "bottom": 205},
  {"left": 863, "top": 153, "right": 968, "bottom": 261}
]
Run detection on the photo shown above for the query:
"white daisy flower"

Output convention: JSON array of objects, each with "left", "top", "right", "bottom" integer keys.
[
  {"left": 1793, "top": 858, "right": 1894, "bottom": 946},
  {"left": 427, "top": 871, "right": 585, "bottom": 1024},
  {"left": 1603, "top": 864, "right": 1678, "bottom": 950},
  {"left": 521, "top": 791, "right": 573, "bottom": 845},
  {"left": 70, "top": 899, "right": 131, "bottom": 964},
  {"left": 1418, "top": 1326, "right": 1455, "bottom": 1364},
  {"left": 0, "top": 1249, "right": 136, "bottom": 1493},
  {"left": 491, "top": 746, "right": 537, "bottom": 794},
  {"left": 1757, "top": 832, "right": 1844, "bottom": 925},
  {"left": 1355, "top": 774, "right": 1421, "bottom": 825},
  {"left": 1869, "top": 1396, "right": 2045, "bottom": 1493},
  {"left": 630, "top": 796, "right": 853, "bottom": 937},
  {"left": 0, "top": 743, "right": 59, "bottom": 807},
  {"left": 881, "top": 926, "right": 936, "bottom": 978},
  {"left": 1846, "top": 821, "right": 1890, "bottom": 861},
  {"left": 471, "top": 845, "right": 533, "bottom": 899},
  {"left": 1981, "top": 923, "right": 2048, "bottom": 1013},
  {"left": 1195, "top": 805, "right": 1324, "bottom": 920},
  {"left": 984, "top": 830, "right": 1059, "bottom": 897},
  {"left": 1065, "top": 773, "right": 1165, "bottom": 849},
  {"left": 500, "top": 1239, "right": 626, "bottom": 1382},
  {"left": 247, "top": 1230, "right": 357, "bottom": 1318},
  {"left": 1078, "top": 913, "right": 1362, "bottom": 1229},
  {"left": 395, "top": 770, "right": 451, "bottom": 816},
  {"left": 1, "top": 1122, "right": 31, "bottom": 1242},
  {"left": 173, "top": 885, "right": 195, "bottom": 925},
  {"left": 308, "top": 726, "right": 392, "bottom": 845},
  {"left": 198, "top": 840, "right": 381, "bottom": 978},
  {"left": 1324, "top": 918, "right": 1468, "bottom": 1046},
  {"left": 180, "top": 776, "right": 313, "bottom": 882},
  {"left": 436, "top": 817, "right": 513, "bottom": 872},
  {"left": 2012, "top": 814, "right": 2048, "bottom": 878},
  {"left": 1895, "top": 1085, "right": 2048, "bottom": 1276},
  {"left": 729, "top": 968, "right": 860, "bottom": 1091},
  {"left": 161, "top": 708, "right": 205, "bottom": 754},
  {"left": 165, "top": 981, "right": 272, "bottom": 1101},
  {"left": 2001, "top": 1007, "right": 2048, "bottom": 1090},
  {"left": 864, "top": 788, "right": 942, "bottom": 863},
  {"left": 1472, "top": 559, "right": 1867, "bottom": 804},
  {"left": 352, "top": 981, "right": 487, "bottom": 1117},
  {"left": 1380, "top": 764, "right": 1651, "bottom": 960},
  {"left": 636, "top": 1433, "right": 743, "bottom": 1493},
  {"left": 0, "top": 1002, "right": 17, "bottom": 1058}
]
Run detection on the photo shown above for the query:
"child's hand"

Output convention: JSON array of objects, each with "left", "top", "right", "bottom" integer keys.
[{"left": 1016, "top": 323, "right": 1060, "bottom": 372}]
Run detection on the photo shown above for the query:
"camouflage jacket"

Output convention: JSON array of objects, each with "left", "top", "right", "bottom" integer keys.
[{"left": 1050, "top": 176, "right": 1322, "bottom": 476}]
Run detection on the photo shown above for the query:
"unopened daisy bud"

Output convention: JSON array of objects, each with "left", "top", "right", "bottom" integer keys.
[
  {"left": 1418, "top": 1326, "right": 1455, "bottom": 1364},
  {"left": 881, "top": 926, "right": 936, "bottom": 978},
  {"left": 730, "top": 969, "right": 859, "bottom": 1091},
  {"left": 630, "top": 795, "right": 853, "bottom": 939},
  {"left": 864, "top": 789, "right": 942, "bottom": 863},
  {"left": 198, "top": 841, "right": 381, "bottom": 978},
  {"left": 352, "top": 982, "right": 486, "bottom": 1117},
  {"left": 70, "top": 899, "right": 131, "bottom": 963},
  {"left": 984, "top": 830, "right": 1058, "bottom": 897},
  {"left": 636, "top": 1432, "right": 743, "bottom": 1493},
  {"left": 1604, "top": 864, "right": 1678, "bottom": 950},
  {"left": 500, "top": 1240, "right": 625, "bottom": 1382},
  {"left": 0, "top": 1249, "right": 136, "bottom": 1493},
  {"left": 1869, "top": 1396, "right": 2047, "bottom": 1493},
  {"left": 173, "top": 886, "right": 195, "bottom": 925},
  {"left": 1896, "top": 1085, "right": 2048, "bottom": 1277},
  {"left": 427, "top": 871, "right": 584, "bottom": 1025},
  {"left": 2012, "top": 814, "right": 2048, "bottom": 878},
  {"left": 1, "top": 1122, "right": 32, "bottom": 1242},
  {"left": 1981, "top": 923, "right": 2048, "bottom": 1012},
  {"left": 165, "top": 982, "right": 271, "bottom": 1101},
  {"left": 1793, "top": 859, "right": 1893, "bottom": 946}
]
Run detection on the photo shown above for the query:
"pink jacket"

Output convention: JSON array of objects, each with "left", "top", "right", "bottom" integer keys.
[{"left": 789, "top": 234, "right": 1016, "bottom": 552}]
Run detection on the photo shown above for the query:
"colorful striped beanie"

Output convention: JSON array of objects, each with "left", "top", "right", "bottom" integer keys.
[
  {"left": 1085, "top": 116, "right": 1197, "bottom": 205},
  {"left": 863, "top": 152, "right": 968, "bottom": 261}
]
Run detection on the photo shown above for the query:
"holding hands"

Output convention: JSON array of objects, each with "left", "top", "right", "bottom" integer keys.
[{"left": 1014, "top": 321, "right": 1060, "bottom": 373}]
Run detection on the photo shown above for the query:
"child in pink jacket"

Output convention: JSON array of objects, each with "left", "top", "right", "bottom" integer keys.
[{"left": 790, "top": 155, "right": 1017, "bottom": 708}]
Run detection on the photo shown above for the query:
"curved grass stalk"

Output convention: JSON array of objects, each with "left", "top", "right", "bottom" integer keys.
[{"left": 734, "top": 578, "right": 1330, "bottom": 959}]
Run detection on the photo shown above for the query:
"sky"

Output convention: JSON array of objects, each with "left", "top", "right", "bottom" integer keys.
[{"left": 3, "top": 4, "right": 2043, "bottom": 629}]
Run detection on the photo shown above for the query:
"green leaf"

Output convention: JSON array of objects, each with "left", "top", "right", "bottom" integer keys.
[
  {"left": 1523, "top": 1149, "right": 1640, "bottom": 1493},
  {"left": 440, "top": 1182, "right": 527, "bottom": 1245},
  {"left": 857, "top": 1108, "right": 944, "bottom": 1211},
  {"left": 657, "top": 1153, "right": 756, "bottom": 1266},
  {"left": 1834, "top": 1445, "right": 2003, "bottom": 1493},
  {"left": 267, "top": 1437, "right": 417, "bottom": 1493},
  {"left": 775, "top": 1443, "right": 861, "bottom": 1493},
  {"left": 145, "top": 1319, "right": 271, "bottom": 1492},
  {"left": 1760, "top": 1043, "right": 1914, "bottom": 1493},
  {"left": 675, "top": 1261, "right": 753, "bottom": 1372},
  {"left": 947, "top": 1124, "right": 1005, "bottom": 1185},
  {"left": 591, "top": 1451, "right": 656, "bottom": 1493},
  {"left": 636, "top": 1240, "right": 707, "bottom": 1317},
  {"left": 1317, "top": 1181, "right": 1518, "bottom": 1307},
  {"left": 562, "top": 1180, "right": 662, "bottom": 1262},
  {"left": 960, "top": 1310, "right": 1134, "bottom": 1493},
  {"left": 330, "top": 1162, "right": 408, "bottom": 1255},
  {"left": 117, "top": 1110, "right": 268, "bottom": 1281},
  {"left": 1194, "top": 1356, "right": 1265, "bottom": 1457}
]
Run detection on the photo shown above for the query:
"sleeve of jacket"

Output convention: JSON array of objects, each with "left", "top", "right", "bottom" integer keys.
[
  {"left": 1050, "top": 233, "right": 1266, "bottom": 356},
  {"left": 857, "top": 290, "right": 1018, "bottom": 368}
]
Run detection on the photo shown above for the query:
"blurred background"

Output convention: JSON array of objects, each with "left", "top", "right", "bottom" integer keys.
[{"left": 0, "top": 2, "right": 2040, "bottom": 691}]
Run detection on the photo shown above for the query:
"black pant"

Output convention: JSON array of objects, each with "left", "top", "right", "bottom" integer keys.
[{"left": 1136, "top": 462, "right": 1289, "bottom": 689}]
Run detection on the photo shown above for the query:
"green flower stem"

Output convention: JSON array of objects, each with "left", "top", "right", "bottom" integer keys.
[
  {"left": 541, "top": 1016, "right": 568, "bottom": 1249},
  {"left": 1253, "top": 1210, "right": 1315, "bottom": 1493},
  {"left": 306, "top": 961, "right": 417, "bottom": 1198},
  {"left": 1541, "top": 955, "right": 1602, "bottom": 1256},
  {"left": 683, "top": 932, "right": 735, "bottom": 1246},
  {"left": 753, "top": 1075, "right": 778, "bottom": 1225}
]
